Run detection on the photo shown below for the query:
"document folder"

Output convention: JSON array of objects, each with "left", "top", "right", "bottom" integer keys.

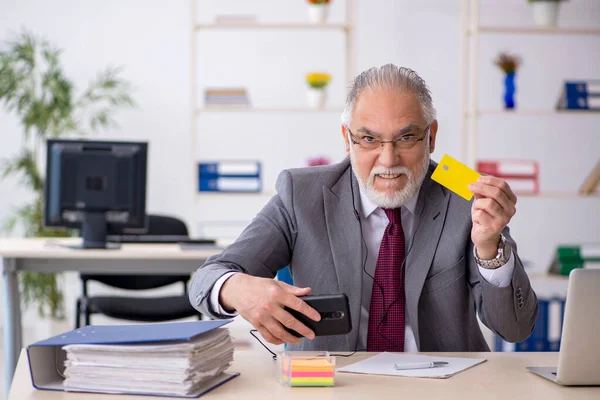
[{"left": 27, "top": 320, "right": 239, "bottom": 398}]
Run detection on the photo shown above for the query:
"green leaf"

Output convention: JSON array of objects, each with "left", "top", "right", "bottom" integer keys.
[{"left": 0, "top": 29, "right": 136, "bottom": 319}]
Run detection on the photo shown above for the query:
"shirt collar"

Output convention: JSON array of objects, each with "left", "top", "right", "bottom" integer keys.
[{"left": 358, "top": 182, "right": 420, "bottom": 219}]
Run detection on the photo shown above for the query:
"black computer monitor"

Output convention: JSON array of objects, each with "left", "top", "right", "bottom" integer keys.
[{"left": 44, "top": 139, "right": 148, "bottom": 249}]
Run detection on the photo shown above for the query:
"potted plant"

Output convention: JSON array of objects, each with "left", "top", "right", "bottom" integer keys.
[
  {"left": 527, "top": 0, "right": 567, "bottom": 27},
  {"left": 305, "top": 72, "right": 331, "bottom": 109},
  {"left": 307, "top": 0, "right": 331, "bottom": 24},
  {"left": 0, "top": 31, "right": 135, "bottom": 323},
  {"left": 493, "top": 52, "right": 522, "bottom": 110}
]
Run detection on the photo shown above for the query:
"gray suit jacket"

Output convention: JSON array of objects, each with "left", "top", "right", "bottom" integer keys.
[{"left": 189, "top": 158, "right": 538, "bottom": 352}]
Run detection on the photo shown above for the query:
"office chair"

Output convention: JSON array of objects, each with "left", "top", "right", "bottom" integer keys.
[{"left": 75, "top": 214, "right": 202, "bottom": 328}]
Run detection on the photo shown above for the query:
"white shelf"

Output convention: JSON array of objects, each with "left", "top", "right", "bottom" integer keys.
[
  {"left": 471, "top": 26, "right": 600, "bottom": 36},
  {"left": 465, "top": 109, "right": 600, "bottom": 117},
  {"left": 195, "top": 107, "right": 343, "bottom": 115},
  {"left": 196, "top": 191, "right": 275, "bottom": 197},
  {"left": 517, "top": 192, "right": 600, "bottom": 199},
  {"left": 195, "top": 23, "right": 352, "bottom": 31}
]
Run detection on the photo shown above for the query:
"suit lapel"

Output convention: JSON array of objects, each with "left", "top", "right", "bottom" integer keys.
[
  {"left": 323, "top": 161, "right": 363, "bottom": 351},
  {"left": 405, "top": 163, "right": 450, "bottom": 350}
]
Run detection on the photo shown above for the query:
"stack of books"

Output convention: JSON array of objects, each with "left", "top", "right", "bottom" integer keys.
[
  {"left": 27, "top": 320, "right": 239, "bottom": 398},
  {"left": 204, "top": 88, "right": 250, "bottom": 108},
  {"left": 198, "top": 160, "right": 261, "bottom": 193},
  {"left": 214, "top": 15, "right": 257, "bottom": 25}
]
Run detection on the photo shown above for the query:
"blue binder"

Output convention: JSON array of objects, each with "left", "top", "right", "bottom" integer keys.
[
  {"left": 27, "top": 320, "right": 239, "bottom": 398},
  {"left": 557, "top": 80, "right": 600, "bottom": 110},
  {"left": 198, "top": 176, "right": 261, "bottom": 193},
  {"left": 496, "top": 298, "right": 555, "bottom": 352},
  {"left": 547, "top": 297, "right": 566, "bottom": 352},
  {"left": 198, "top": 161, "right": 261, "bottom": 178}
]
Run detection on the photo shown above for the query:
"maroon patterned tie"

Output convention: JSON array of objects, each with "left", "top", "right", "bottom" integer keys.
[{"left": 367, "top": 208, "right": 406, "bottom": 352}]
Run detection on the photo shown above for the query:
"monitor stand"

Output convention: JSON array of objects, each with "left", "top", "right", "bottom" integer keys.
[{"left": 70, "top": 212, "right": 120, "bottom": 250}]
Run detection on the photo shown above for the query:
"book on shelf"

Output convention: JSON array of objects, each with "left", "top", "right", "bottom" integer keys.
[
  {"left": 579, "top": 159, "right": 600, "bottom": 195},
  {"left": 555, "top": 80, "right": 600, "bottom": 111},
  {"left": 213, "top": 15, "right": 257, "bottom": 25},
  {"left": 199, "top": 161, "right": 261, "bottom": 177},
  {"left": 199, "top": 176, "right": 262, "bottom": 192},
  {"left": 548, "top": 244, "right": 600, "bottom": 276},
  {"left": 27, "top": 320, "right": 238, "bottom": 398},
  {"left": 476, "top": 159, "right": 539, "bottom": 194},
  {"left": 204, "top": 88, "right": 250, "bottom": 108}
]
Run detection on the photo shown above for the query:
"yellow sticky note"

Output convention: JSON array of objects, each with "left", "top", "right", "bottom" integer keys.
[{"left": 431, "top": 154, "right": 481, "bottom": 201}]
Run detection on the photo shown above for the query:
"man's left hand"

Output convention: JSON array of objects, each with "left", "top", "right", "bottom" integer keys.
[{"left": 469, "top": 175, "right": 517, "bottom": 259}]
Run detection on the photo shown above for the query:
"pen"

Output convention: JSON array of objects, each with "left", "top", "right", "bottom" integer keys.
[{"left": 394, "top": 361, "right": 449, "bottom": 370}]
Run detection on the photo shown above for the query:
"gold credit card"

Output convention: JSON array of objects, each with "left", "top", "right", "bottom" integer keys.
[{"left": 431, "top": 154, "right": 482, "bottom": 201}]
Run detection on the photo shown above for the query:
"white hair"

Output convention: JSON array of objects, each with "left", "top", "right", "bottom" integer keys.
[{"left": 341, "top": 64, "right": 437, "bottom": 127}]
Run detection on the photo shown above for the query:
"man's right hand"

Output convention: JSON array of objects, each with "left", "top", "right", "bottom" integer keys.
[{"left": 219, "top": 273, "right": 321, "bottom": 345}]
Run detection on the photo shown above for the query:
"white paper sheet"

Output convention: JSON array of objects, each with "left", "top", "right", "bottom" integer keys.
[{"left": 337, "top": 352, "right": 487, "bottom": 379}]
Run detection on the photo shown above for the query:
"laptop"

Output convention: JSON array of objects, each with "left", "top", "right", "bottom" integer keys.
[{"left": 527, "top": 268, "right": 600, "bottom": 386}]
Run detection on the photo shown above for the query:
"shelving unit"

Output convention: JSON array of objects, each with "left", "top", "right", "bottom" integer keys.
[
  {"left": 466, "top": 109, "right": 600, "bottom": 117},
  {"left": 190, "top": 1, "right": 355, "bottom": 238},
  {"left": 195, "top": 23, "right": 353, "bottom": 30},
  {"left": 518, "top": 192, "right": 600, "bottom": 199},
  {"left": 461, "top": 0, "right": 600, "bottom": 351},
  {"left": 194, "top": 107, "right": 344, "bottom": 114},
  {"left": 461, "top": 0, "right": 600, "bottom": 183},
  {"left": 474, "top": 25, "right": 600, "bottom": 35}
]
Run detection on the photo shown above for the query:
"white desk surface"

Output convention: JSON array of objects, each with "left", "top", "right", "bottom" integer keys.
[
  {"left": 9, "top": 348, "right": 600, "bottom": 400},
  {"left": 0, "top": 238, "right": 222, "bottom": 260}
]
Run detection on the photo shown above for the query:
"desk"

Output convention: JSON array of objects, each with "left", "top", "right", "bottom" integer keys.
[
  {"left": 0, "top": 238, "right": 220, "bottom": 395},
  {"left": 9, "top": 348, "right": 600, "bottom": 399}
]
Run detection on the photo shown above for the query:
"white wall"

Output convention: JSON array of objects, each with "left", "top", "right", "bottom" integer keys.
[{"left": 0, "top": 0, "right": 599, "bottom": 341}]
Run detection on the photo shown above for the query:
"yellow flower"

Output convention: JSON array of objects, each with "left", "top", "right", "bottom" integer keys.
[{"left": 306, "top": 72, "right": 331, "bottom": 89}]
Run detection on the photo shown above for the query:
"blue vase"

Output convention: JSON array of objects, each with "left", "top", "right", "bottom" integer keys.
[{"left": 504, "top": 71, "right": 516, "bottom": 109}]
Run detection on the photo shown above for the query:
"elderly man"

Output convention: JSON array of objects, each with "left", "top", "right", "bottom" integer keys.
[{"left": 189, "top": 64, "right": 538, "bottom": 352}]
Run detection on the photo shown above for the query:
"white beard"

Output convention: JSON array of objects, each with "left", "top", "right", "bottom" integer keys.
[{"left": 350, "top": 143, "right": 430, "bottom": 209}]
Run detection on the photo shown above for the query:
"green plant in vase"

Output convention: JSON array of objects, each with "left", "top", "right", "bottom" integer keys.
[{"left": 0, "top": 30, "right": 135, "bottom": 319}]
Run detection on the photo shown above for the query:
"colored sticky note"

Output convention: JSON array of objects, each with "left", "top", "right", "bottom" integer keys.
[
  {"left": 282, "top": 357, "right": 335, "bottom": 387},
  {"left": 431, "top": 154, "right": 481, "bottom": 201}
]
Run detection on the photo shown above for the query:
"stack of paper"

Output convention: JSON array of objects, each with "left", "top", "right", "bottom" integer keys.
[
  {"left": 62, "top": 327, "right": 234, "bottom": 397},
  {"left": 338, "top": 353, "right": 486, "bottom": 379}
]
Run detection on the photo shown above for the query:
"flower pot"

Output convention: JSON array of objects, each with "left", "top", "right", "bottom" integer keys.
[
  {"left": 531, "top": 1, "right": 561, "bottom": 27},
  {"left": 307, "top": 88, "right": 327, "bottom": 109},
  {"left": 308, "top": 4, "right": 329, "bottom": 24}
]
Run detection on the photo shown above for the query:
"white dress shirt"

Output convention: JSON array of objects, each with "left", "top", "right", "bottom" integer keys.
[{"left": 210, "top": 186, "right": 515, "bottom": 351}]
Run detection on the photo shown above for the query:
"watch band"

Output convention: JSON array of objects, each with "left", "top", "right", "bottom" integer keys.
[{"left": 474, "top": 234, "right": 511, "bottom": 270}]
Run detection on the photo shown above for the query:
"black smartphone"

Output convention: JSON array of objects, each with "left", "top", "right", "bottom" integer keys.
[{"left": 284, "top": 293, "right": 352, "bottom": 338}]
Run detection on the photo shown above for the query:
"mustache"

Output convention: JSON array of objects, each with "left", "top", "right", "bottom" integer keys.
[{"left": 369, "top": 166, "right": 412, "bottom": 180}]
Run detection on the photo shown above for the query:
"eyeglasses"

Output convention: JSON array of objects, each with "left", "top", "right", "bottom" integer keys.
[{"left": 348, "top": 124, "right": 430, "bottom": 152}]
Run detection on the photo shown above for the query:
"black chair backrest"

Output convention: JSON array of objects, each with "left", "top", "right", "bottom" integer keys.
[
  {"left": 81, "top": 214, "right": 190, "bottom": 291},
  {"left": 145, "top": 215, "right": 189, "bottom": 236}
]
